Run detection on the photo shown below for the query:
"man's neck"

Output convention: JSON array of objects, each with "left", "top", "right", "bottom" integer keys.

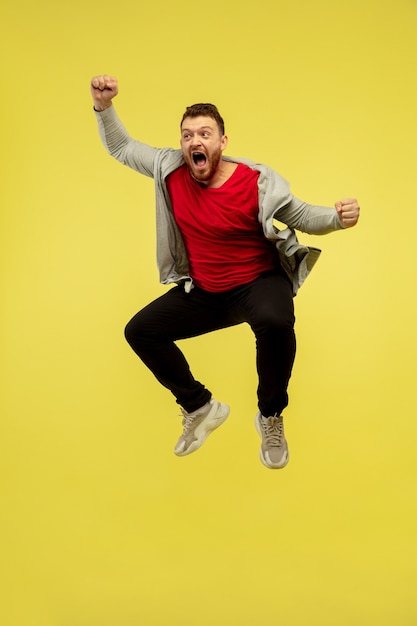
[{"left": 199, "top": 160, "right": 238, "bottom": 189}]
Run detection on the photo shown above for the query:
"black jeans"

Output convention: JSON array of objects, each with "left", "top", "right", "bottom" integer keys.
[{"left": 124, "top": 270, "right": 296, "bottom": 416}]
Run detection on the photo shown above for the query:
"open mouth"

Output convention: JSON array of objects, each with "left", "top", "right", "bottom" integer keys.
[{"left": 192, "top": 152, "right": 207, "bottom": 167}]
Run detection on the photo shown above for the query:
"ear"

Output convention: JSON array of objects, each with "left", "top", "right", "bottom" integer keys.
[{"left": 221, "top": 134, "right": 228, "bottom": 151}]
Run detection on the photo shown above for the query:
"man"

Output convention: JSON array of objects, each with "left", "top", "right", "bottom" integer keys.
[{"left": 90, "top": 74, "right": 360, "bottom": 469}]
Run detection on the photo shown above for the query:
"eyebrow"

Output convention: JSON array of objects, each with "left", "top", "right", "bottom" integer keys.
[{"left": 182, "top": 125, "right": 214, "bottom": 133}]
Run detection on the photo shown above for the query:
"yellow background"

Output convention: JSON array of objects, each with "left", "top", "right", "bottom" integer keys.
[{"left": 1, "top": 0, "right": 416, "bottom": 624}]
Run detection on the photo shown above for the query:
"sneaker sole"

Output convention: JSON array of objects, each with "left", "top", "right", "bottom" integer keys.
[{"left": 175, "top": 402, "right": 230, "bottom": 456}]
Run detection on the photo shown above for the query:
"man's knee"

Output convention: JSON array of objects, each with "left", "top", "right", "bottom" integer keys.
[
  {"left": 124, "top": 316, "right": 137, "bottom": 347},
  {"left": 124, "top": 313, "right": 150, "bottom": 349},
  {"left": 125, "top": 308, "right": 170, "bottom": 351},
  {"left": 252, "top": 307, "right": 295, "bottom": 336}
]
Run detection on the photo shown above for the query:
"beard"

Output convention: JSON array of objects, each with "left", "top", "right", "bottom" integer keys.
[{"left": 185, "top": 147, "right": 223, "bottom": 186}]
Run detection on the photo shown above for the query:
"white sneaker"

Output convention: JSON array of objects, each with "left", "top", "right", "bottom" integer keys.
[{"left": 174, "top": 399, "right": 230, "bottom": 456}]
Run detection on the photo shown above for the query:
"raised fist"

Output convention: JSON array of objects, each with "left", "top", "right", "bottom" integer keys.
[
  {"left": 90, "top": 75, "right": 119, "bottom": 111},
  {"left": 335, "top": 198, "right": 360, "bottom": 229}
]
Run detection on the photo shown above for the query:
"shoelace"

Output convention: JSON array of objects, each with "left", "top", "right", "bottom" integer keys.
[
  {"left": 262, "top": 416, "right": 284, "bottom": 446},
  {"left": 179, "top": 411, "right": 197, "bottom": 434}
]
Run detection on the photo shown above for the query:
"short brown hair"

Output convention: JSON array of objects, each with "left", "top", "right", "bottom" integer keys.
[{"left": 180, "top": 103, "right": 225, "bottom": 136}]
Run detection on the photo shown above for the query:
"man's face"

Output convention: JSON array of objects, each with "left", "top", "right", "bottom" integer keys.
[{"left": 180, "top": 116, "right": 228, "bottom": 184}]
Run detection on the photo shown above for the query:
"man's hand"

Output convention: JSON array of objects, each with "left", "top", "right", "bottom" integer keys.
[
  {"left": 90, "top": 75, "right": 118, "bottom": 111},
  {"left": 335, "top": 198, "right": 360, "bottom": 228}
]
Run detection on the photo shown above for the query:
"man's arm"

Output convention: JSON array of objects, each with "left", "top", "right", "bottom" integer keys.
[
  {"left": 276, "top": 196, "right": 360, "bottom": 234},
  {"left": 90, "top": 75, "right": 158, "bottom": 177},
  {"left": 256, "top": 164, "right": 360, "bottom": 235}
]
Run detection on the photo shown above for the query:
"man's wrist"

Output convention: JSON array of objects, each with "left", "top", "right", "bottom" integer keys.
[{"left": 93, "top": 103, "right": 112, "bottom": 112}]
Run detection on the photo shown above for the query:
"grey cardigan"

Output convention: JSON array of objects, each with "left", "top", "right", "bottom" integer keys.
[{"left": 95, "top": 106, "right": 343, "bottom": 294}]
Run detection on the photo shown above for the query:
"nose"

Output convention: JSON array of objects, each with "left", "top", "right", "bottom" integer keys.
[{"left": 190, "top": 134, "right": 202, "bottom": 148}]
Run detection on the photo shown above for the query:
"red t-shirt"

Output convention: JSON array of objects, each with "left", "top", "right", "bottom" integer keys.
[{"left": 166, "top": 162, "right": 280, "bottom": 292}]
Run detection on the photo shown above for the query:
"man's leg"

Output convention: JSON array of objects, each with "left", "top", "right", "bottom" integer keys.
[
  {"left": 124, "top": 285, "right": 233, "bottom": 412},
  {"left": 124, "top": 285, "right": 235, "bottom": 455},
  {"left": 228, "top": 271, "right": 295, "bottom": 468},
  {"left": 229, "top": 271, "right": 296, "bottom": 417}
]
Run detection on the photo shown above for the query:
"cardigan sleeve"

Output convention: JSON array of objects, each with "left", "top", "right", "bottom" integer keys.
[
  {"left": 95, "top": 105, "right": 158, "bottom": 178},
  {"left": 255, "top": 163, "right": 343, "bottom": 235},
  {"left": 276, "top": 197, "right": 344, "bottom": 234}
]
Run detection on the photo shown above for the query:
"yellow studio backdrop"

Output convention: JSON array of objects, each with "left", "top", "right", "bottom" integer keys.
[{"left": 1, "top": 0, "right": 416, "bottom": 624}]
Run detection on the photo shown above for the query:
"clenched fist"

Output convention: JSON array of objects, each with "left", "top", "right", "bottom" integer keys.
[
  {"left": 90, "top": 75, "right": 118, "bottom": 111},
  {"left": 335, "top": 198, "right": 360, "bottom": 229}
]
